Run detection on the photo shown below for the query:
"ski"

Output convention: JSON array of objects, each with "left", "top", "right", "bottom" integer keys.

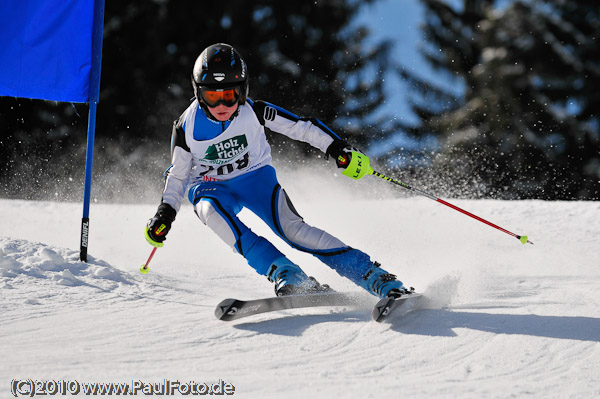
[
  {"left": 215, "top": 291, "right": 362, "bottom": 321},
  {"left": 215, "top": 291, "right": 424, "bottom": 322},
  {"left": 372, "top": 292, "right": 423, "bottom": 322}
]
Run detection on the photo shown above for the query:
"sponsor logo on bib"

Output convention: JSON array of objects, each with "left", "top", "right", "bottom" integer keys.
[{"left": 201, "top": 135, "right": 248, "bottom": 164}]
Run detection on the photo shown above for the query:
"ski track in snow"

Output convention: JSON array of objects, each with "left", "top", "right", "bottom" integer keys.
[{"left": 1, "top": 195, "right": 600, "bottom": 398}]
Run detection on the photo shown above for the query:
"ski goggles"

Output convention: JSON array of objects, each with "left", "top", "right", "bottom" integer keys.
[{"left": 199, "top": 87, "right": 240, "bottom": 108}]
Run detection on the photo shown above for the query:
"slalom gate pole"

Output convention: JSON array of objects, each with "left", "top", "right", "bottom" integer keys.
[
  {"left": 140, "top": 247, "right": 157, "bottom": 274},
  {"left": 369, "top": 169, "right": 533, "bottom": 245},
  {"left": 79, "top": 0, "right": 106, "bottom": 262}
]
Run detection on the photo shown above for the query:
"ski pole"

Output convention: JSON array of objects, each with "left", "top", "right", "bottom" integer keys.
[
  {"left": 140, "top": 247, "right": 157, "bottom": 274},
  {"left": 369, "top": 169, "right": 533, "bottom": 245}
]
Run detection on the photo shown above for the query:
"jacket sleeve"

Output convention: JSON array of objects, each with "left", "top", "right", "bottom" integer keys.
[
  {"left": 161, "top": 118, "right": 192, "bottom": 213},
  {"left": 250, "top": 100, "right": 342, "bottom": 153}
]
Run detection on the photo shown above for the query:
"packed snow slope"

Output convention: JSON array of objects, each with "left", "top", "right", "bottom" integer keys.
[{"left": 1, "top": 171, "right": 599, "bottom": 398}]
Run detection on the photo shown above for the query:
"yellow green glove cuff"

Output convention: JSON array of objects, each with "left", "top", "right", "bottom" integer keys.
[
  {"left": 341, "top": 151, "right": 372, "bottom": 180},
  {"left": 144, "top": 227, "right": 164, "bottom": 247}
]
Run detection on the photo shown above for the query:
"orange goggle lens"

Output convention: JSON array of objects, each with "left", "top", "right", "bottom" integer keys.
[{"left": 200, "top": 87, "right": 240, "bottom": 107}]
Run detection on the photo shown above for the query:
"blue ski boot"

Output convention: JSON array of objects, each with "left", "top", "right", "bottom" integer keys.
[
  {"left": 361, "top": 262, "right": 408, "bottom": 298},
  {"left": 267, "top": 258, "right": 331, "bottom": 297}
]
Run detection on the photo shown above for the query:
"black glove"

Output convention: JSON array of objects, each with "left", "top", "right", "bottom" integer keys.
[
  {"left": 326, "top": 140, "right": 371, "bottom": 180},
  {"left": 326, "top": 140, "right": 362, "bottom": 169},
  {"left": 145, "top": 203, "right": 176, "bottom": 247}
]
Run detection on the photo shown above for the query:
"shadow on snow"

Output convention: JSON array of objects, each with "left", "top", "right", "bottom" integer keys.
[
  {"left": 390, "top": 309, "right": 600, "bottom": 342},
  {"left": 232, "top": 308, "right": 600, "bottom": 342}
]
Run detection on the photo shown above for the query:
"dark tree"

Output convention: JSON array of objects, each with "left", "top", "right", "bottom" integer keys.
[{"left": 396, "top": 0, "right": 600, "bottom": 199}]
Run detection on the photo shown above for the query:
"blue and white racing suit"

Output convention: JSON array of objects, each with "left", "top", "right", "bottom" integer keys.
[{"left": 161, "top": 98, "right": 373, "bottom": 284}]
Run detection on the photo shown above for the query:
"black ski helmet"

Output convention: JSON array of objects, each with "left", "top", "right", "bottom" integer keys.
[{"left": 191, "top": 43, "right": 249, "bottom": 106}]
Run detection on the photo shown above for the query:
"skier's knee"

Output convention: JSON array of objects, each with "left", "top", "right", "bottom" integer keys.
[
  {"left": 194, "top": 199, "right": 239, "bottom": 248},
  {"left": 194, "top": 199, "right": 215, "bottom": 225}
]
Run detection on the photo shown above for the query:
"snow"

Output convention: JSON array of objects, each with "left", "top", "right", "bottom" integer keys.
[{"left": 1, "top": 173, "right": 600, "bottom": 398}]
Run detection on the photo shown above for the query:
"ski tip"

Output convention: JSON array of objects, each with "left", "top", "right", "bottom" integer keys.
[
  {"left": 372, "top": 296, "right": 396, "bottom": 323},
  {"left": 215, "top": 298, "right": 237, "bottom": 321},
  {"left": 372, "top": 292, "right": 423, "bottom": 323}
]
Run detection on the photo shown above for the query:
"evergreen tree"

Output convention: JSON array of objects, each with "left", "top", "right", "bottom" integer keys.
[{"left": 399, "top": 0, "right": 600, "bottom": 199}]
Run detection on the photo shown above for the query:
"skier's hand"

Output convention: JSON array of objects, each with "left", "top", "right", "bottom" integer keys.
[
  {"left": 326, "top": 140, "right": 360, "bottom": 168},
  {"left": 145, "top": 203, "right": 176, "bottom": 247},
  {"left": 326, "top": 140, "right": 371, "bottom": 180}
]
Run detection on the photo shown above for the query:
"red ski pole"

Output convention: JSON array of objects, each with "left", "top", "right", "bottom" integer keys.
[
  {"left": 370, "top": 169, "right": 533, "bottom": 245},
  {"left": 140, "top": 247, "right": 157, "bottom": 274}
]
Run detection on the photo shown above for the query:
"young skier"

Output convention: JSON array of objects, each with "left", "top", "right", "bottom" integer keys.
[{"left": 145, "top": 43, "right": 409, "bottom": 299}]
